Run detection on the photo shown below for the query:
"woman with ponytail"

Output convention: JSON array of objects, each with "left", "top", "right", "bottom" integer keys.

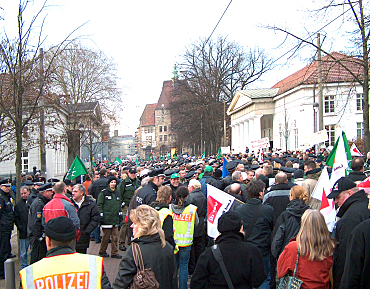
[{"left": 271, "top": 185, "right": 310, "bottom": 259}]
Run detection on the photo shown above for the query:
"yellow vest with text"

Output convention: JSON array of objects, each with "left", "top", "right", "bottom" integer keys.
[
  {"left": 19, "top": 253, "right": 103, "bottom": 289},
  {"left": 158, "top": 207, "right": 173, "bottom": 227},
  {"left": 171, "top": 204, "right": 197, "bottom": 247}
]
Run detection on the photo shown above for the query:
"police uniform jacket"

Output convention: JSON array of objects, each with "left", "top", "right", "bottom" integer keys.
[
  {"left": 14, "top": 198, "right": 29, "bottom": 239},
  {"left": 91, "top": 176, "right": 108, "bottom": 200},
  {"left": 0, "top": 188, "right": 14, "bottom": 232},
  {"left": 135, "top": 181, "right": 159, "bottom": 207},
  {"left": 27, "top": 193, "right": 49, "bottom": 244},
  {"left": 117, "top": 176, "right": 140, "bottom": 207}
]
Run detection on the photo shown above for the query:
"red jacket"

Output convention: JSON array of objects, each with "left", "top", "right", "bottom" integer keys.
[
  {"left": 43, "top": 193, "right": 81, "bottom": 240},
  {"left": 278, "top": 240, "right": 333, "bottom": 289}
]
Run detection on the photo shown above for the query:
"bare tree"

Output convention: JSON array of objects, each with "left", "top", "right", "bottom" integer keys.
[
  {"left": 171, "top": 36, "right": 273, "bottom": 154},
  {"left": 265, "top": 0, "right": 370, "bottom": 152}
]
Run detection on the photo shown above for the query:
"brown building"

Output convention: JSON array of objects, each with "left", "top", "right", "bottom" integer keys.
[{"left": 138, "top": 103, "right": 156, "bottom": 158}]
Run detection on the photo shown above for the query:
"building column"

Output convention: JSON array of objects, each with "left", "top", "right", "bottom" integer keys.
[
  {"left": 244, "top": 120, "right": 249, "bottom": 152},
  {"left": 248, "top": 118, "right": 254, "bottom": 148},
  {"left": 239, "top": 122, "right": 244, "bottom": 154},
  {"left": 231, "top": 125, "right": 236, "bottom": 152},
  {"left": 254, "top": 116, "right": 262, "bottom": 141}
]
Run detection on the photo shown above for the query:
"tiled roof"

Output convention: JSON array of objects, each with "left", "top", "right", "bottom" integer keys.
[
  {"left": 67, "top": 101, "right": 98, "bottom": 112},
  {"left": 156, "top": 80, "right": 174, "bottom": 110},
  {"left": 239, "top": 88, "right": 279, "bottom": 99},
  {"left": 272, "top": 52, "right": 364, "bottom": 95},
  {"left": 140, "top": 103, "right": 156, "bottom": 126}
]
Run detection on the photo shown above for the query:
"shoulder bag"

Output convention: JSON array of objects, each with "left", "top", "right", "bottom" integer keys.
[
  {"left": 211, "top": 245, "right": 234, "bottom": 289},
  {"left": 278, "top": 248, "right": 303, "bottom": 289},
  {"left": 129, "top": 242, "right": 159, "bottom": 289}
]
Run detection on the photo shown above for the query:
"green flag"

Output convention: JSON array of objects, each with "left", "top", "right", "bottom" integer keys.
[
  {"left": 66, "top": 155, "right": 88, "bottom": 180},
  {"left": 114, "top": 157, "right": 122, "bottom": 165},
  {"left": 217, "top": 147, "right": 221, "bottom": 160},
  {"left": 135, "top": 158, "right": 139, "bottom": 166},
  {"left": 92, "top": 162, "right": 96, "bottom": 167},
  {"left": 201, "top": 152, "right": 205, "bottom": 159}
]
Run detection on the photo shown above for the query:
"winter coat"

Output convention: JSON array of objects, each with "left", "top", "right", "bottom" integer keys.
[
  {"left": 278, "top": 240, "right": 333, "bottom": 289},
  {"left": 0, "top": 189, "right": 14, "bottom": 232},
  {"left": 333, "top": 190, "right": 370, "bottom": 289},
  {"left": 224, "top": 182, "right": 247, "bottom": 201},
  {"left": 263, "top": 183, "right": 291, "bottom": 221},
  {"left": 348, "top": 171, "right": 367, "bottom": 183},
  {"left": 190, "top": 232, "right": 266, "bottom": 289},
  {"left": 112, "top": 233, "right": 176, "bottom": 289},
  {"left": 151, "top": 201, "right": 176, "bottom": 249},
  {"left": 27, "top": 194, "right": 50, "bottom": 244},
  {"left": 186, "top": 188, "right": 207, "bottom": 237},
  {"left": 302, "top": 168, "right": 322, "bottom": 210},
  {"left": 235, "top": 198, "right": 275, "bottom": 256},
  {"left": 26, "top": 188, "right": 39, "bottom": 207},
  {"left": 117, "top": 176, "right": 140, "bottom": 207},
  {"left": 73, "top": 195, "right": 100, "bottom": 251},
  {"left": 201, "top": 175, "right": 222, "bottom": 197},
  {"left": 45, "top": 246, "right": 111, "bottom": 289},
  {"left": 14, "top": 198, "right": 29, "bottom": 239},
  {"left": 271, "top": 199, "right": 310, "bottom": 258},
  {"left": 340, "top": 218, "right": 370, "bottom": 288},
  {"left": 220, "top": 174, "right": 233, "bottom": 191},
  {"left": 97, "top": 187, "right": 122, "bottom": 227},
  {"left": 91, "top": 176, "right": 108, "bottom": 200},
  {"left": 135, "top": 181, "right": 159, "bottom": 207}
]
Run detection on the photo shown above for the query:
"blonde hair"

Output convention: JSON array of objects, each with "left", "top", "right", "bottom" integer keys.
[
  {"left": 130, "top": 205, "right": 166, "bottom": 247},
  {"left": 290, "top": 186, "right": 308, "bottom": 203},
  {"left": 157, "top": 186, "right": 172, "bottom": 203},
  {"left": 296, "top": 210, "right": 335, "bottom": 261}
]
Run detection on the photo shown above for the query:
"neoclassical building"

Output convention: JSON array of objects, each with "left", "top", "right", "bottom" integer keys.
[{"left": 227, "top": 52, "right": 365, "bottom": 153}]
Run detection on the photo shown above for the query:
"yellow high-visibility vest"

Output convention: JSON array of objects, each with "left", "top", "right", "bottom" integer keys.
[
  {"left": 20, "top": 253, "right": 103, "bottom": 289},
  {"left": 158, "top": 207, "right": 173, "bottom": 227},
  {"left": 171, "top": 204, "right": 197, "bottom": 247}
]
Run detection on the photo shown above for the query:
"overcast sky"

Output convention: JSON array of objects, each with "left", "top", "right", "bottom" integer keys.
[{"left": 1, "top": 0, "right": 350, "bottom": 135}]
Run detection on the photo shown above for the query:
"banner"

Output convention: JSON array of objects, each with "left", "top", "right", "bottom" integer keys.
[
  {"left": 66, "top": 155, "right": 88, "bottom": 180},
  {"left": 251, "top": 137, "right": 270, "bottom": 149},
  {"left": 221, "top": 146, "right": 230, "bottom": 154},
  {"left": 303, "top": 130, "right": 328, "bottom": 146},
  {"left": 207, "top": 185, "right": 244, "bottom": 238},
  {"left": 350, "top": 143, "right": 363, "bottom": 156}
]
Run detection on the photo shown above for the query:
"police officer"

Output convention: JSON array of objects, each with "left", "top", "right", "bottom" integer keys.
[
  {"left": 20, "top": 216, "right": 111, "bottom": 289},
  {"left": 27, "top": 183, "right": 53, "bottom": 264},
  {"left": 135, "top": 168, "right": 165, "bottom": 207},
  {"left": 0, "top": 179, "right": 14, "bottom": 279}
]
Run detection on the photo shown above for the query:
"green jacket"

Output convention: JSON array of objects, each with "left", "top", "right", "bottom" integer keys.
[
  {"left": 117, "top": 176, "right": 140, "bottom": 206},
  {"left": 97, "top": 187, "right": 122, "bottom": 226}
]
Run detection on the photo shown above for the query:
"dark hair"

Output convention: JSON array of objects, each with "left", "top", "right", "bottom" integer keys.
[
  {"left": 304, "top": 160, "right": 316, "bottom": 170},
  {"left": 99, "top": 168, "right": 107, "bottom": 176},
  {"left": 246, "top": 180, "right": 265, "bottom": 199},
  {"left": 214, "top": 169, "right": 222, "bottom": 178},
  {"left": 351, "top": 157, "right": 365, "bottom": 171},
  {"left": 175, "top": 186, "right": 189, "bottom": 207}
]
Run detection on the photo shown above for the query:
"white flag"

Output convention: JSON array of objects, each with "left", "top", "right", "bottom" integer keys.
[
  {"left": 206, "top": 185, "right": 243, "bottom": 238},
  {"left": 329, "top": 133, "right": 351, "bottom": 187},
  {"left": 311, "top": 167, "right": 336, "bottom": 232},
  {"left": 350, "top": 143, "right": 363, "bottom": 157}
]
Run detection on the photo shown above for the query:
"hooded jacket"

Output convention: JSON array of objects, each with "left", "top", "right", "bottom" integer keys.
[
  {"left": 333, "top": 190, "right": 370, "bottom": 289},
  {"left": 263, "top": 183, "right": 291, "bottom": 220},
  {"left": 271, "top": 199, "right": 310, "bottom": 258},
  {"left": 186, "top": 188, "right": 206, "bottom": 237}
]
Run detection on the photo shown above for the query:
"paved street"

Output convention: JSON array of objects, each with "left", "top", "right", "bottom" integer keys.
[{"left": 0, "top": 230, "right": 123, "bottom": 289}]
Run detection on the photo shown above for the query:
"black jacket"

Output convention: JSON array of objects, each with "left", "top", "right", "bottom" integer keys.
[
  {"left": 220, "top": 174, "right": 233, "bottom": 191},
  {"left": 187, "top": 188, "right": 207, "bottom": 237},
  {"left": 271, "top": 199, "right": 310, "bottom": 258},
  {"left": 73, "top": 195, "right": 100, "bottom": 250},
  {"left": 151, "top": 201, "right": 176, "bottom": 249},
  {"left": 113, "top": 233, "right": 176, "bottom": 289},
  {"left": 0, "top": 189, "right": 14, "bottom": 232},
  {"left": 340, "top": 218, "right": 370, "bottom": 288},
  {"left": 14, "top": 198, "right": 29, "bottom": 238},
  {"left": 135, "top": 181, "right": 159, "bottom": 207},
  {"left": 333, "top": 190, "right": 370, "bottom": 289},
  {"left": 224, "top": 182, "right": 247, "bottom": 202},
  {"left": 348, "top": 171, "right": 367, "bottom": 182},
  {"left": 26, "top": 188, "right": 39, "bottom": 207},
  {"left": 45, "top": 246, "right": 111, "bottom": 289},
  {"left": 190, "top": 232, "right": 266, "bottom": 289},
  {"left": 263, "top": 183, "right": 291, "bottom": 220},
  {"left": 235, "top": 198, "right": 275, "bottom": 256},
  {"left": 27, "top": 193, "right": 50, "bottom": 244},
  {"left": 91, "top": 176, "right": 108, "bottom": 200}
]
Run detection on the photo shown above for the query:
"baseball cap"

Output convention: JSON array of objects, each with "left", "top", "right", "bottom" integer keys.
[{"left": 327, "top": 177, "right": 356, "bottom": 199}]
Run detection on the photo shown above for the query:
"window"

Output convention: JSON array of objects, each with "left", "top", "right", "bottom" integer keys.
[
  {"left": 21, "top": 152, "right": 29, "bottom": 173},
  {"left": 325, "top": 125, "right": 335, "bottom": 146},
  {"left": 164, "top": 126, "right": 167, "bottom": 132},
  {"left": 294, "top": 129, "right": 299, "bottom": 149},
  {"left": 162, "top": 116, "right": 164, "bottom": 122},
  {"left": 357, "top": 94, "right": 363, "bottom": 111},
  {"left": 164, "top": 135, "right": 167, "bottom": 141},
  {"left": 159, "top": 135, "right": 162, "bottom": 142},
  {"left": 159, "top": 126, "right": 162, "bottom": 132},
  {"left": 357, "top": 122, "right": 364, "bottom": 139},
  {"left": 324, "top": 95, "right": 335, "bottom": 113}
]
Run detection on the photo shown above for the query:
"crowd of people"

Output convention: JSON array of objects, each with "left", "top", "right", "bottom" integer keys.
[{"left": 1, "top": 147, "right": 370, "bottom": 288}]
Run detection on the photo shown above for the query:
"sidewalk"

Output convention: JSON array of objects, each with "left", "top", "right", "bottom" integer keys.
[{"left": 0, "top": 231, "right": 123, "bottom": 289}]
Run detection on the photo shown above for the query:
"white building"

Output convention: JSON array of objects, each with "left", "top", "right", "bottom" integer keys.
[{"left": 227, "top": 52, "right": 365, "bottom": 153}]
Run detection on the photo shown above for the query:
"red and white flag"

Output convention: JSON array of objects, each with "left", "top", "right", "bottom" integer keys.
[
  {"left": 358, "top": 176, "right": 370, "bottom": 194},
  {"left": 311, "top": 167, "right": 337, "bottom": 232},
  {"left": 350, "top": 143, "right": 363, "bottom": 157},
  {"left": 206, "top": 184, "right": 243, "bottom": 238}
]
